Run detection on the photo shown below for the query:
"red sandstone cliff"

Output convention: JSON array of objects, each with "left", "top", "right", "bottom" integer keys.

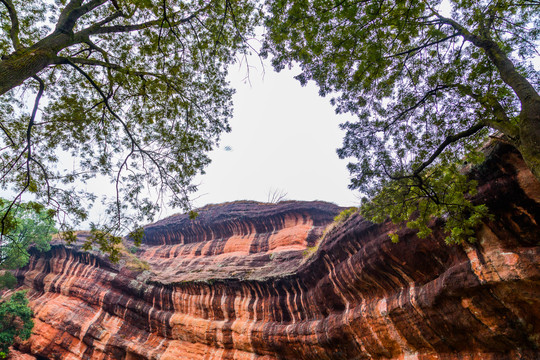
[{"left": 7, "top": 142, "right": 540, "bottom": 359}]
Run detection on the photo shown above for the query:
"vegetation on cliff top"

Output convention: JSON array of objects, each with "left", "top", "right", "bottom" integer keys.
[{"left": 263, "top": 0, "right": 540, "bottom": 243}]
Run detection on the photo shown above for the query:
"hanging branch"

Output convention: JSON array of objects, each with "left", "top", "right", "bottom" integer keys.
[{"left": 1, "top": 75, "right": 45, "bottom": 241}]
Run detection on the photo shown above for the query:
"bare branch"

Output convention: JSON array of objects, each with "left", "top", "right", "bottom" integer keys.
[
  {"left": 0, "top": 76, "right": 44, "bottom": 241},
  {"left": 267, "top": 188, "right": 288, "bottom": 203},
  {"left": 115, "top": 143, "right": 135, "bottom": 226}
]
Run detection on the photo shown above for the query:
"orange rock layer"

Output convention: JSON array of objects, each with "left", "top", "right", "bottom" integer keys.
[{"left": 10, "top": 143, "right": 540, "bottom": 359}]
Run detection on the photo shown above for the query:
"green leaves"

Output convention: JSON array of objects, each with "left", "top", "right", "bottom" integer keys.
[
  {"left": 81, "top": 228, "right": 123, "bottom": 263},
  {"left": 0, "top": 198, "right": 56, "bottom": 269},
  {"left": 0, "top": 272, "right": 16, "bottom": 289},
  {"left": 0, "top": 290, "right": 33, "bottom": 358},
  {"left": 361, "top": 158, "right": 491, "bottom": 244},
  {"left": 264, "top": 0, "right": 539, "bottom": 244},
  {"left": 333, "top": 207, "right": 357, "bottom": 223},
  {"left": 0, "top": 0, "right": 261, "bottom": 249}
]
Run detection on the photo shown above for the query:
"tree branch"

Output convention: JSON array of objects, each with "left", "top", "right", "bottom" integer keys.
[
  {"left": 389, "top": 122, "right": 486, "bottom": 181},
  {"left": 63, "top": 59, "right": 182, "bottom": 225},
  {"left": 55, "top": 0, "right": 83, "bottom": 33},
  {"left": 56, "top": 0, "right": 109, "bottom": 34},
  {"left": 63, "top": 59, "right": 136, "bottom": 144},
  {"left": 56, "top": 56, "right": 159, "bottom": 78},
  {"left": 0, "top": 122, "right": 15, "bottom": 147},
  {"left": 385, "top": 85, "right": 451, "bottom": 132},
  {"left": 413, "top": 123, "right": 486, "bottom": 176},
  {"left": 84, "top": 10, "right": 125, "bottom": 32},
  {"left": 431, "top": 12, "right": 540, "bottom": 105},
  {"left": 456, "top": 84, "right": 520, "bottom": 140},
  {"left": 0, "top": 76, "right": 44, "bottom": 242},
  {"left": 388, "top": 33, "right": 460, "bottom": 58},
  {"left": 157, "top": 0, "right": 185, "bottom": 54},
  {"left": 82, "top": 11, "right": 199, "bottom": 36},
  {"left": 0, "top": 0, "right": 22, "bottom": 50}
]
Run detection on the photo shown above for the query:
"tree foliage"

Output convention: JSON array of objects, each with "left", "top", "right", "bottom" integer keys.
[
  {"left": 0, "top": 200, "right": 56, "bottom": 357},
  {"left": 0, "top": 291, "right": 33, "bottom": 358},
  {"left": 0, "top": 198, "right": 56, "bottom": 269},
  {"left": 263, "top": 0, "right": 540, "bottom": 242},
  {"left": 0, "top": 272, "right": 16, "bottom": 290},
  {"left": 0, "top": 0, "right": 260, "bottom": 253}
]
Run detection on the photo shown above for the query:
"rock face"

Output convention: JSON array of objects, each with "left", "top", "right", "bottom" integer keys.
[{"left": 9, "top": 143, "right": 540, "bottom": 359}]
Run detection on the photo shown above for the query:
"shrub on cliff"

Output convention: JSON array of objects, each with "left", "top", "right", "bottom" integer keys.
[
  {"left": 0, "top": 273, "right": 16, "bottom": 290},
  {"left": 0, "top": 291, "right": 33, "bottom": 358},
  {"left": 334, "top": 207, "right": 358, "bottom": 223},
  {"left": 263, "top": 0, "right": 540, "bottom": 243}
]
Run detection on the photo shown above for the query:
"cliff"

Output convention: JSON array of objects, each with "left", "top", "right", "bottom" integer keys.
[{"left": 8, "top": 143, "right": 540, "bottom": 359}]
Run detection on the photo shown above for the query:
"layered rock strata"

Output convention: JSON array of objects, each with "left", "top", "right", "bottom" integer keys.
[{"left": 9, "top": 143, "right": 540, "bottom": 359}]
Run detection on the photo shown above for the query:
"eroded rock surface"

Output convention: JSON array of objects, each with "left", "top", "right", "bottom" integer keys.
[{"left": 8, "top": 143, "right": 540, "bottom": 359}]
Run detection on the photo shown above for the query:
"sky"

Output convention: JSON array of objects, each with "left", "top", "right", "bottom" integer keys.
[{"left": 186, "top": 55, "right": 360, "bottom": 211}]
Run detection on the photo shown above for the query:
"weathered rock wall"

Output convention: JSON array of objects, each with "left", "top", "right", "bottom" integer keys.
[{"left": 8, "top": 143, "right": 540, "bottom": 359}]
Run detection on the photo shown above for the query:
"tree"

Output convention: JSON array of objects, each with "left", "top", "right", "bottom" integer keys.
[
  {"left": 0, "top": 0, "right": 260, "bottom": 254},
  {"left": 263, "top": 0, "right": 540, "bottom": 242},
  {"left": 0, "top": 198, "right": 56, "bottom": 269},
  {"left": 0, "top": 200, "right": 56, "bottom": 358},
  {"left": 0, "top": 291, "right": 33, "bottom": 359}
]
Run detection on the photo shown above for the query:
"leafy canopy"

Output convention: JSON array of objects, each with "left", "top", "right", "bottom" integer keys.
[
  {"left": 263, "top": 0, "right": 540, "bottom": 242},
  {"left": 0, "top": 198, "right": 56, "bottom": 269},
  {"left": 0, "top": 0, "right": 260, "bottom": 253}
]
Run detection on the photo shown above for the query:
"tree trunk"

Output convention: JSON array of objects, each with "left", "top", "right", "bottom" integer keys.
[
  {"left": 474, "top": 37, "right": 540, "bottom": 181},
  {"left": 518, "top": 97, "right": 540, "bottom": 181}
]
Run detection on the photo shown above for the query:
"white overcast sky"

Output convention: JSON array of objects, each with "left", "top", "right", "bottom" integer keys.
[{"left": 187, "top": 55, "right": 360, "bottom": 211}]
